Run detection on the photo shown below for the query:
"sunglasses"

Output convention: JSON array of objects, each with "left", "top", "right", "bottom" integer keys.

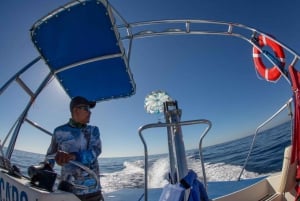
[{"left": 76, "top": 105, "right": 90, "bottom": 112}]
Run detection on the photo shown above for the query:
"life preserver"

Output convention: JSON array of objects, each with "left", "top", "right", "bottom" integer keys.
[{"left": 252, "top": 34, "right": 285, "bottom": 81}]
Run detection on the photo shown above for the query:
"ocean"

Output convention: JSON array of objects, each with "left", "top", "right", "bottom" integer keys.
[{"left": 10, "top": 121, "right": 291, "bottom": 194}]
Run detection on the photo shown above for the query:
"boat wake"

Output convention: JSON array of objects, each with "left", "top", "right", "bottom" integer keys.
[{"left": 100, "top": 155, "right": 262, "bottom": 193}]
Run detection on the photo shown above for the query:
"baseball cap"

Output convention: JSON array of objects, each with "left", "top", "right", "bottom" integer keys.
[{"left": 70, "top": 96, "right": 96, "bottom": 111}]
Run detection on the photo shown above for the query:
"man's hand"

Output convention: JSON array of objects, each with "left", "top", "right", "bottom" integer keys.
[{"left": 55, "top": 150, "right": 76, "bottom": 166}]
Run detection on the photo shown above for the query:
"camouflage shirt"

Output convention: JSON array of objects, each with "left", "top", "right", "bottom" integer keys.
[{"left": 46, "top": 120, "right": 102, "bottom": 195}]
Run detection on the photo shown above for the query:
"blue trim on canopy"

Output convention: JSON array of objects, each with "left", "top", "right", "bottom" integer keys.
[{"left": 30, "top": 0, "right": 135, "bottom": 101}]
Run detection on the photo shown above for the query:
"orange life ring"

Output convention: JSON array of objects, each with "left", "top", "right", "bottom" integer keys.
[{"left": 252, "top": 35, "right": 285, "bottom": 81}]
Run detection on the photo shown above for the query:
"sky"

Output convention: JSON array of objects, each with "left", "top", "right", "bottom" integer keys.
[{"left": 1, "top": 0, "right": 300, "bottom": 158}]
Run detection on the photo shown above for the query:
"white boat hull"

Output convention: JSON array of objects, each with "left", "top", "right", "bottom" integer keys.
[{"left": 0, "top": 168, "right": 80, "bottom": 201}]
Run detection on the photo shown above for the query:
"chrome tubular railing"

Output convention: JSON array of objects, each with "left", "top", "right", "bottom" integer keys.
[
  {"left": 238, "top": 98, "right": 293, "bottom": 180},
  {"left": 138, "top": 119, "right": 211, "bottom": 201}
]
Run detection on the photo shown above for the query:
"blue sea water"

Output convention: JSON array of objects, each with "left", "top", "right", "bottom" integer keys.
[{"left": 10, "top": 121, "right": 291, "bottom": 194}]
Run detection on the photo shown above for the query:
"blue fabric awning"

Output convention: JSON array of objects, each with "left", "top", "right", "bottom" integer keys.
[{"left": 30, "top": 0, "right": 135, "bottom": 102}]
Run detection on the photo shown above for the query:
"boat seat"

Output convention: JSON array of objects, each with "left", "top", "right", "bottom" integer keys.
[
  {"left": 278, "top": 145, "right": 296, "bottom": 193},
  {"left": 263, "top": 145, "right": 297, "bottom": 201}
]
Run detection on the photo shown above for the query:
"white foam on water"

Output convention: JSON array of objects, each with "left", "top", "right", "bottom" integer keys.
[{"left": 100, "top": 155, "right": 263, "bottom": 193}]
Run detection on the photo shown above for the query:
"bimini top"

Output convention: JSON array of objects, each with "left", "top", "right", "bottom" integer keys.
[{"left": 30, "top": 0, "right": 135, "bottom": 102}]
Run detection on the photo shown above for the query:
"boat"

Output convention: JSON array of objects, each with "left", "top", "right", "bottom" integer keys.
[{"left": 0, "top": 0, "right": 300, "bottom": 200}]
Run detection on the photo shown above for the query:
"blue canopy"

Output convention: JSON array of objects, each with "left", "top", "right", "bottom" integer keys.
[{"left": 30, "top": 0, "right": 135, "bottom": 102}]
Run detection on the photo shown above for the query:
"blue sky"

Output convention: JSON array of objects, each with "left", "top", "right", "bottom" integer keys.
[{"left": 1, "top": 0, "right": 299, "bottom": 158}]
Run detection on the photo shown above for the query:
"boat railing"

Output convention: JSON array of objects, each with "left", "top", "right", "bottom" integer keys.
[
  {"left": 238, "top": 97, "right": 294, "bottom": 180},
  {"left": 114, "top": 0, "right": 300, "bottom": 78},
  {"left": 138, "top": 118, "right": 212, "bottom": 201},
  {"left": 24, "top": 118, "right": 53, "bottom": 137},
  {"left": 0, "top": 55, "right": 54, "bottom": 160},
  {"left": 113, "top": 17, "right": 300, "bottom": 84},
  {"left": 0, "top": 57, "right": 41, "bottom": 96}
]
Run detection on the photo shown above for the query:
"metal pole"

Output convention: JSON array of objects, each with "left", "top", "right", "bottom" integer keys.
[
  {"left": 0, "top": 56, "right": 41, "bottom": 95},
  {"left": 164, "top": 101, "right": 188, "bottom": 182},
  {"left": 5, "top": 72, "right": 53, "bottom": 159}
]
